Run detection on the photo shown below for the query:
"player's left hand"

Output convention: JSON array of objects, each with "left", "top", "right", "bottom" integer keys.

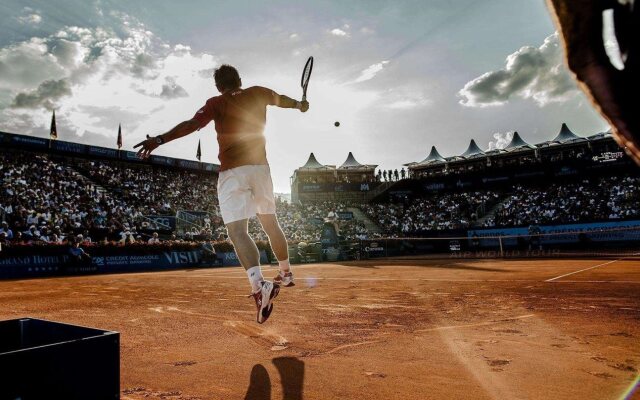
[{"left": 134, "top": 136, "right": 160, "bottom": 159}]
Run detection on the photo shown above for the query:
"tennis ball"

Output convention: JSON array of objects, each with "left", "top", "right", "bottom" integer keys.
[{"left": 334, "top": 121, "right": 340, "bottom": 127}]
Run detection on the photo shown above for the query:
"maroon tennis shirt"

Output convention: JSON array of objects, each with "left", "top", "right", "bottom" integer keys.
[{"left": 192, "top": 86, "right": 278, "bottom": 171}]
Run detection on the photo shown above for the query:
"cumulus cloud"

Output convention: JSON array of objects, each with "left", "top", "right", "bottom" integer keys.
[
  {"left": 458, "top": 33, "right": 578, "bottom": 107},
  {"left": 330, "top": 28, "right": 348, "bottom": 37},
  {"left": 0, "top": 13, "right": 218, "bottom": 143},
  {"left": 160, "top": 77, "right": 188, "bottom": 99},
  {"left": 354, "top": 60, "right": 389, "bottom": 83},
  {"left": 17, "top": 8, "right": 42, "bottom": 25},
  {"left": 11, "top": 79, "right": 71, "bottom": 110},
  {"left": 487, "top": 131, "right": 514, "bottom": 150}
]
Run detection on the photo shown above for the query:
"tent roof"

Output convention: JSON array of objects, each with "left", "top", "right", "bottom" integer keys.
[
  {"left": 298, "top": 153, "right": 330, "bottom": 170},
  {"left": 339, "top": 152, "right": 373, "bottom": 169},
  {"left": 552, "top": 123, "right": 580, "bottom": 142},
  {"left": 460, "top": 139, "right": 485, "bottom": 158},
  {"left": 419, "top": 146, "right": 446, "bottom": 164},
  {"left": 505, "top": 131, "right": 534, "bottom": 150}
]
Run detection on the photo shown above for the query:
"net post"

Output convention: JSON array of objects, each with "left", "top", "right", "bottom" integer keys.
[{"left": 499, "top": 235, "right": 504, "bottom": 257}]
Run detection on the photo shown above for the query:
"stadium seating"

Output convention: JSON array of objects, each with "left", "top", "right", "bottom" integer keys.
[{"left": 2, "top": 147, "right": 639, "bottom": 245}]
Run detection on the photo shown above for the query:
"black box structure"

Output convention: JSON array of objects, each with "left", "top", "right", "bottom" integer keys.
[{"left": 0, "top": 318, "right": 120, "bottom": 400}]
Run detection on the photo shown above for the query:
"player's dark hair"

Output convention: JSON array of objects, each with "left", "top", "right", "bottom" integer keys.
[{"left": 214, "top": 65, "right": 242, "bottom": 91}]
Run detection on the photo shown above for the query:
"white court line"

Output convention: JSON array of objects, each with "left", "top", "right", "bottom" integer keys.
[{"left": 544, "top": 259, "right": 620, "bottom": 282}]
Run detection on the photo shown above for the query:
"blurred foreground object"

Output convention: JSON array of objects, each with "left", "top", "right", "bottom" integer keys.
[{"left": 547, "top": 0, "right": 640, "bottom": 164}]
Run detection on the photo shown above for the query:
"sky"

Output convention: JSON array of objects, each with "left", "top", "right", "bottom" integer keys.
[{"left": 0, "top": 0, "right": 616, "bottom": 192}]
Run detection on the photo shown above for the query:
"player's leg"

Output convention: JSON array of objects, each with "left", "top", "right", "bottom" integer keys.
[
  {"left": 218, "top": 167, "right": 279, "bottom": 323},
  {"left": 251, "top": 165, "right": 294, "bottom": 287},
  {"left": 257, "top": 213, "right": 294, "bottom": 287},
  {"left": 226, "top": 218, "right": 279, "bottom": 323}
]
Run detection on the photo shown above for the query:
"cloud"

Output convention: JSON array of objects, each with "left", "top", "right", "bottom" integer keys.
[
  {"left": 330, "top": 28, "right": 348, "bottom": 37},
  {"left": 11, "top": 79, "right": 71, "bottom": 110},
  {"left": 354, "top": 60, "right": 389, "bottom": 83},
  {"left": 458, "top": 33, "right": 578, "bottom": 107},
  {"left": 0, "top": 12, "right": 219, "bottom": 144},
  {"left": 387, "top": 98, "right": 429, "bottom": 110},
  {"left": 487, "top": 131, "right": 514, "bottom": 150},
  {"left": 17, "top": 8, "right": 42, "bottom": 25},
  {"left": 160, "top": 77, "right": 188, "bottom": 99}
]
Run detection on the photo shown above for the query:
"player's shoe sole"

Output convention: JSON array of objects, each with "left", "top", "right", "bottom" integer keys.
[
  {"left": 250, "top": 280, "right": 280, "bottom": 324},
  {"left": 274, "top": 271, "right": 295, "bottom": 287}
]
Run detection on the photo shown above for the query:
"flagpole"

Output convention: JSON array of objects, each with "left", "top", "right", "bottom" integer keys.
[
  {"left": 49, "top": 109, "right": 57, "bottom": 150},
  {"left": 117, "top": 123, "right": 122, "bottom": 159}
]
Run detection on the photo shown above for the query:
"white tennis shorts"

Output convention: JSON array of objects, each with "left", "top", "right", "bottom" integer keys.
[{"left": 217, "top": 164, "right": 276, "bottom": 224}]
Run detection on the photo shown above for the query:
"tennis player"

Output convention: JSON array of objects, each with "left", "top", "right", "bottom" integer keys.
[{"left": 135, "top": 65, "right": 309, "bottom": 323}]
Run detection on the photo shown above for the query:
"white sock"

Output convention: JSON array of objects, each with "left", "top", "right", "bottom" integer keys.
[
  {"left": 278, "top": 258, "right": 291, "bottom": 273},
  {"left": 247, "top": 266, "right": 264, "bottom": 293}
]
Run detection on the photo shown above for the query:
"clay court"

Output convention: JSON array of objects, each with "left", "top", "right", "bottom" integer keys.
[{"left": 1, "top": 257, "right": 639, "bottom": 400}]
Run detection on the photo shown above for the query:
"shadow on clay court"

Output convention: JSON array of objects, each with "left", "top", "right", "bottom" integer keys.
[{"left": 244, "top": 357, "right": 305, "bottom": 400}]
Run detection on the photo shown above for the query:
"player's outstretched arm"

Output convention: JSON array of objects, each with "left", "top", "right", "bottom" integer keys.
[
  {"left": 275, "top": 94, "right": 309, "bottom": 112},
  {"left": 134, "top": 119, "right": 200, "bottom": 159}
]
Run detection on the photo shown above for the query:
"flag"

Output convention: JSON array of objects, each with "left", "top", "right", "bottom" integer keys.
[
  {"left": 196, "top": 139, "right": 202, "bottom": 161},
  {"left": 50, "top": 110, "right": 57, "bottom": 140},
  {"left": 117, "top": 124, "right": 123, "bottom": 149}
]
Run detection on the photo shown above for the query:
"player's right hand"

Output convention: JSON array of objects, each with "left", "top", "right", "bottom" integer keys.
[
  {"left": 299, "top": 100, "right": 309, "bottom": 113},
  {"left": 134, "top": 136, "right": 160, "bottom": 159}
]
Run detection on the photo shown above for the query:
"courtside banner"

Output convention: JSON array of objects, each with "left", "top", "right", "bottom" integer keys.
[
  {"left": 0, "top": 249, "right": 222, "bottom": 279},
  {"left": 337, "top": 211, "right": 354, "bottom": 220},
  {"left": 468, "top": 220, "right": 640, "bottom": 246}
]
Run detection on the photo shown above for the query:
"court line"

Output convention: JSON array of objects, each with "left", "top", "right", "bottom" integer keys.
[
  {"left": 544, "top": 259, "right": 620, "bottom": 282},
  {"left": 414, "top": 314, "right": 535, "bottom": 333}
]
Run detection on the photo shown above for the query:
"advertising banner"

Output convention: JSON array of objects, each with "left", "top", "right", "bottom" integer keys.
[
  {"left": 11, "top": 134, "right": 48, "bottom": 148},
  {"left": 0, "top": 249, "right": 225, "bottom": 279},
  {"left": 88, "top": 146, "right": 118, "bottom": 159},
  {"left": 52, "top": 140, "right": 87, "bottom": 154},
  {"left": 145, "top": 215, "right": 177, "bottom": 230}
]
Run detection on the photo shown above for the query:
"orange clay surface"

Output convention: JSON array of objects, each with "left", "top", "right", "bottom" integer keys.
[{"left": 1, "top": 258, "right": 639, "bottom": 400}]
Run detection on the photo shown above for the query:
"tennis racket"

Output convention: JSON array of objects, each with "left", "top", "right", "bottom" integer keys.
[{"left": 301, "top": 56, "right": 314, "bottom": 102}]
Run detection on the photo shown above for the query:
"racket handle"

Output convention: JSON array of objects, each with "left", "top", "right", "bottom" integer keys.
[{"left": 302, "top": 94, "right": 307, "bottom": 102}]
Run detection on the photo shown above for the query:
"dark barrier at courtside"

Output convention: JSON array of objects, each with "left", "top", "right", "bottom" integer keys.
[
  {"left": 0, "top": 245, "right": 274, "bottom": 279},
  {"left": 0, "top": 247, "right": 223, "bottom": 279},
  {"left": 0, "top": 318, "right": 119, "bottom": 400}
]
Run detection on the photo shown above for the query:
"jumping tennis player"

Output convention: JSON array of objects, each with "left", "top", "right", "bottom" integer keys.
[{"left": 134, "top": 65, "right": 309, "bottom": 323}]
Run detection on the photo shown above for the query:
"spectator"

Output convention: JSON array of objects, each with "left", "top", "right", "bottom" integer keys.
[{"left": 148, "top": 232, "right": 161, "bottom": 244}]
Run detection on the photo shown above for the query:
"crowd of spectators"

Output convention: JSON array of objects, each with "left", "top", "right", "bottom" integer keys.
[
  {"left": 248, "top": 199, "right": 367, "bottom": 242},
  {"left": 487, "top": 176, "right": 640, "bottom": 227},
  {"left": 0, "top": 150, "right": 220, "bottom": 246},
  {"left": 77, "top": 160, "right": 219, "bottom": 215},
  {"left": 361, "top": 191, "right": 500, "bottom": 235},
  {"left": 2, "top": 149, "right": 639, "bottom": 248}
]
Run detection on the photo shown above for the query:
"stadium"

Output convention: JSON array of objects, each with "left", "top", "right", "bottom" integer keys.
[{"left": 1, "top": 1, "right": 640, "bottom": 400}]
